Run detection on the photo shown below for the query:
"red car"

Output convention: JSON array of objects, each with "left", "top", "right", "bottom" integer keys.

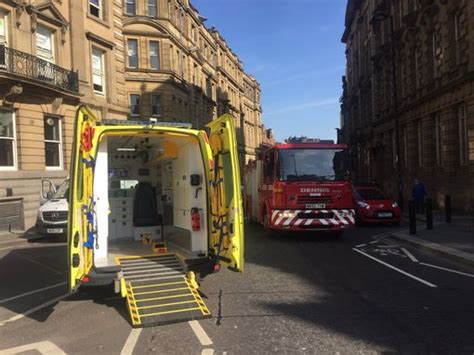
[{"left": 353, "top": 185, "right": 401, "bottom": 225}]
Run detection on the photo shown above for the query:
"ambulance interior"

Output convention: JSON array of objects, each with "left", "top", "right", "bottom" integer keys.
[{"left": 92, "top": 133, "right": 209, "bottom": 268}]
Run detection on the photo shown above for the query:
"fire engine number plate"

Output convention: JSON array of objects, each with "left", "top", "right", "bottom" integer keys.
[{"left": 306, "top": 203, "right": 326, "bottom": 209}]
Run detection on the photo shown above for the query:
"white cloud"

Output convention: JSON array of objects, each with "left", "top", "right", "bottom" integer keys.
[
  {"left": 266, "top": 97, "right": 339, "bottom": 116},
  {"left": 264, "top": 65, "right": 344, "bottom": 87}
]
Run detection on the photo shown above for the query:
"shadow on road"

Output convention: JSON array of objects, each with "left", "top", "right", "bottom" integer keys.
[
  {"left": 237, "top": 222, "right": 474, "bottom": 353},
  {"left": 0, "top": 244, "right": 129, "bottom": 326}
]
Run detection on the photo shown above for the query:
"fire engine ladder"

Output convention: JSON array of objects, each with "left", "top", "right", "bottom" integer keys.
[{"left": 116, "top": 254, "right": 211, "bottom": 327}]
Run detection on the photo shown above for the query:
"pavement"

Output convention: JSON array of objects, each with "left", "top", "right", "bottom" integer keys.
[
  {"left": 391, "top": 211, "right": 474, "bottom": 267},
  {"left": 1, "top": 223, "right": 474, "bottom": 353}
]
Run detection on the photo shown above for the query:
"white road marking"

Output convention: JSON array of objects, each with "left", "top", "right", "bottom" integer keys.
[
  {"left": 353, "top": 248, "right": 437, "bottom": 288},
  {"left": 401, "top": 248, "right": 419, "bottom": 263},
  {"left": 202, "top": 349, "right": 215, "bottom": 355},
  {"left": 0, "top": 282, "right": 67, "bottom": 304},
  {"left": 369, "top": 240, "right": 379, "bottom": 244},
  {"left": 419, "top": 262, "right": 474, "bottom": 278},
  {"left": 11, "top": 251, "right": 63, "bottom": 275},
  {"left": 0, "top": 293, "right": 69, "bottom": 326},
  {"left": 120, "top": 328, "right": 143, "bottom": 355},
  {"left": 355, "top": 243, "right": 367, "bottom": 248},
  {"left": 0, "top": 340, "right": 66, "bottom": 354},
  {"left": 189, "top": 320, "right": 213, "bottom": 346}
]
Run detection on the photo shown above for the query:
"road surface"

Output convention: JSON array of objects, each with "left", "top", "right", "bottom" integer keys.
[{"left": 1, "top": 223, "right": 474, "bottom": 354}]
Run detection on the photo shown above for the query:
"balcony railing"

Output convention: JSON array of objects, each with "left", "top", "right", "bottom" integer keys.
[{"left": 0, "top": 44, "right": 79, "bottom": 93}]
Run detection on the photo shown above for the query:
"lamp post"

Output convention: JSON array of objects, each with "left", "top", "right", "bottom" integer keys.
[{"left": 372, "top": 7, "right": 403, "bottom": 210}]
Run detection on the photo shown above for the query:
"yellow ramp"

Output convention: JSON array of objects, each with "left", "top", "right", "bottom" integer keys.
[{"left": 117, "top": 254, "right": 211, "bottom": 327}]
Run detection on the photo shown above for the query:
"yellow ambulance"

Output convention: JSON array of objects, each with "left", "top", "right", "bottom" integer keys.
[{"left": 67, "top": 106, "right": 243, "bottom": 327}]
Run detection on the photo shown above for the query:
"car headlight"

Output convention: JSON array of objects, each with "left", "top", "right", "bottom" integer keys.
[
  {"left": 392, "top": 202, "right": 399, "bottom": 208},
  {"left": 357, "top": 201, "right": 370, "bottom": 210},
  {"left": 37, "top": 210, "right": 43, "bottom": 220}
]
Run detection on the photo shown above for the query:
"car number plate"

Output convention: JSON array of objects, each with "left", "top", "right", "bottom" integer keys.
[
  {"left": 306, "top": 203, "right": 326, "bottom": 209},
  {"left": 47, "top": 228, "right": 64, "bottom": 234},
  {"left": 377, "top": 212, "right": 393, "bottom": 218}
]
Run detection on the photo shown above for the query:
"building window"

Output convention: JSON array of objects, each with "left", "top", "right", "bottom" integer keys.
[
  {"left": 434, "top": 114, "right": 442, "bottom": 166},
  {"left": 454, "top": 11, "right": 463, "bottom": 64},
  {"left": 92, "top": 47, "right": 106, "bottom": 94},
  {"left": 402, "top": 127, "right": 408, "bottom": 168},
  {"left": 36, "top": 26, "right": 54, "bottom": 63},
  {"left": 413, "top": 50, "right": 420, "bottom": 89},
  {"left": 182, "top": 55, "right": 186, "bottom": 80},
  {"left": 392, "top": 131, "right": 397, "bottom": 168},
  {"left": 191, "top": 25, "right": 196, "bottom": 43},
  {"left": 176, "top": 50, "right": 185, "bottom": 77},
  {"left": 149, "top": 41, "right": 160, "bottom": 69},
  {"left": 147, "top": 0, "right": 157, "bottom": 17},
  {"left": 127, "top": 39, "right": 138, "bottom": 68},
  {"left": 125, "top": 0, "right": 136, "bottom": 15},
  {"left": 151, "top": 95, "right": 162, "bottom": 116},
  {"left": 129, "top": 94, "right": 140, "bottom": 117},
  {"left": 44, "top": 116, "right": 63, "bottom": 169},
  {"left": 459, "top": 104, "right": 468, "bottom": 165},
  {"left": 89, "top": 0, "right": 103, "bottom": 19},
  {"left": 0, "top": 11, "right": 8, "bottom": 45},
  {"left": 0, "top": 110, "right": 16, "bottom": 169},
  {"left": 418, "top": 120, "right": 423, "bottom": 167},
  {"left": 402, "top": 0, "right": 418, "bottom": 15},
  {"left": 193, "top": 63, "right": 198, "bottom": 85},
  {"left": 432, "top": 32, "right": 440, "bottom": 78}
]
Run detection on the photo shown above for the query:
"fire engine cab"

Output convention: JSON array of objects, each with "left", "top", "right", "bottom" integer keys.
[{"left": 244, "top": 137, "right": 355, "bottom": 234}]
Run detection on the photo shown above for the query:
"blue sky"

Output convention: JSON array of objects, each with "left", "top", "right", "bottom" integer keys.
[{"left": 193, "top": 0, "right": 348, "bottom": 142}]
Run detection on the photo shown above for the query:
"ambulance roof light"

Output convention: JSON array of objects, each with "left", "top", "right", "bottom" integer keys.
[{"left": 101, "top": 119, "right": 193, "bottom": 129}]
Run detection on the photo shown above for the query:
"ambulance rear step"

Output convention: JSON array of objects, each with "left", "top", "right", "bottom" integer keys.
[{"left": 116, "top": 254, "right": 211, "bottom": 327}]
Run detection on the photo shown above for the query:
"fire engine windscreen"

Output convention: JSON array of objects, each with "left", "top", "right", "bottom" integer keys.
[{"left": 279, "top": 149, "right": 350, "bottom": 181}]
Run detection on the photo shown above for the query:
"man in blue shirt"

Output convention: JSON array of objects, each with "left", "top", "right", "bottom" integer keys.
[{"left": 412, "top": 179, "right": 427, "bottom": 214}]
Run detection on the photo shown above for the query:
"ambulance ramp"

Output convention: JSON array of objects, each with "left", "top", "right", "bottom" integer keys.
[{"left": 117, "top": 254, "right": 211, "bottom": 327}]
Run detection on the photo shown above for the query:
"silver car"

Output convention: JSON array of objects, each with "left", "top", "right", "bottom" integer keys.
[{"left": 35, "top": 179, "right": 69, "bottom": 237}]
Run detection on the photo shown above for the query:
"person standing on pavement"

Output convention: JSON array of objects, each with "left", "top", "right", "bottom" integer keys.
[{"left": 412, "top": 179, "right": 427, "bottom": 214}]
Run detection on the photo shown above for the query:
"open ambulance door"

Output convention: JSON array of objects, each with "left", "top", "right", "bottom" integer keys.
[
  {"left": 206, "top": 114, "right": 244, "bottom": 272},
  {"left": 68, "top": 106, "right": 99, "bottom": 292}
]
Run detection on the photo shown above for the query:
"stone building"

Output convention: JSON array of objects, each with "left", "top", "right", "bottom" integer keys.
[
  {"left": 0, "top": 0, "right": 266, "bottom": 231},
  {"left": 121, "top": 0, "right": 265, "bottom": 167},
  {"left": 341, "top": 0, "right": 474, "bottom": 212},
  {"left": 0, "top": 0, "right": 128, "bottom": 231}
]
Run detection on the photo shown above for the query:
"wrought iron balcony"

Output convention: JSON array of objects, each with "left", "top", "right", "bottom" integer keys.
[{"left": 0, "top": 44, "right": 79, "bottom": 94}]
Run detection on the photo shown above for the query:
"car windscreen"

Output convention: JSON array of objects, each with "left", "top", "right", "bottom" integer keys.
[
  {"left": 356, "top": 188, "right": 386, "bottom": 201},
  {"left": 279, "top": 148, "right": 350, "bottom": 181},
  {"left": 53, "top": 180, "right": 69, "bottom": 199}
]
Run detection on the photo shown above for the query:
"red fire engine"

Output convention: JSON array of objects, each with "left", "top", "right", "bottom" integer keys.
[{"left": 244, "top": 137, "right": 355, "bottom": 233}]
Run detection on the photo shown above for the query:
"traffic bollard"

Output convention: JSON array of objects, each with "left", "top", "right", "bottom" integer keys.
[
  {"left": 409, "top": 199, "right": 416, "bottom": 235},
  {"left": 426, "top": 197, "right": 433, "bottom": 230},
  {"left": 445, "top": 195, "right": 452, "bottom": 223}
]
